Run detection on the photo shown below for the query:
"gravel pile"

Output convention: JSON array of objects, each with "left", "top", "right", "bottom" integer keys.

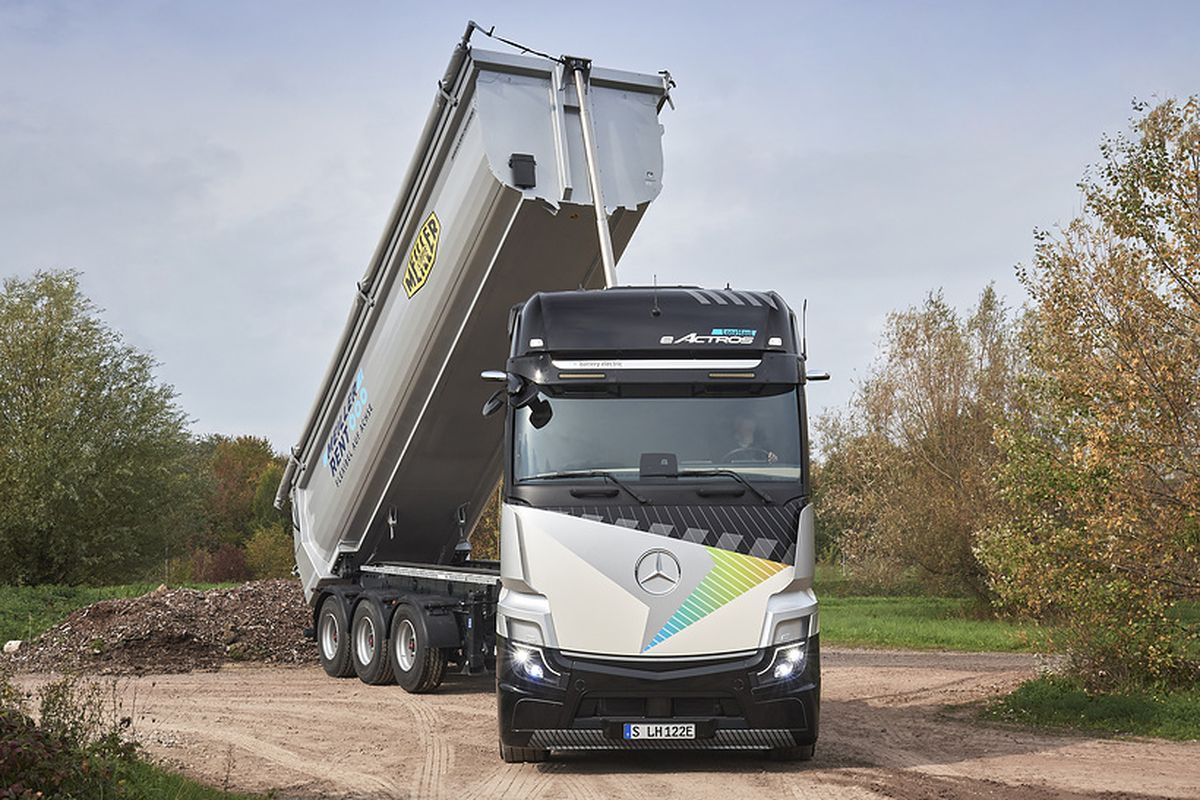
[{"left": 11, "top": 580, "right": 316, "bottom": 675}]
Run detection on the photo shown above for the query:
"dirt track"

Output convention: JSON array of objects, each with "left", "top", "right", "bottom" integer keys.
[{"left": 29, "top": 648, "right": 1200, "bottom": 799}]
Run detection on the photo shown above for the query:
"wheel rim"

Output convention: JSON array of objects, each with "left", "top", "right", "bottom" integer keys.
[
  {"left": 354, "top": 615, "right": 377, "bottom": 666},
  {"left": 395, "top": 619, "right": 417, "bottom": 672},
  {"left": 320, "top": 611, "right": 339, "bottom": 660}
]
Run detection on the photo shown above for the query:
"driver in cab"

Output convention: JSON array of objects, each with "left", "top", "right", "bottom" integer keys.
[{"left": 725, "top": 416, "right": 778, "bottom": 464}]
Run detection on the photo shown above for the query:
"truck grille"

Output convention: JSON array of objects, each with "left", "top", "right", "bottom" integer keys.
[
  {"left": 575, "top": 696, "right": 735, "bottom": 718},
  {"left": 528, "top": 729, "right": 797, "bottom": 750}
]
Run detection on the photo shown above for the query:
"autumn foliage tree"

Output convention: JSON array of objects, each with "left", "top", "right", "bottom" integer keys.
[
  {"left": 203, "top": 435, "right": 278, "bottom": 544},
  {"left": 815, "top": 287, "right": 1023, "bottom": 597},
  {"left": 977, "top": 98, "right": 1200, "bottom": 688},
  {"left": 174, "top": 435, "right": 292, "bottom": 581}
]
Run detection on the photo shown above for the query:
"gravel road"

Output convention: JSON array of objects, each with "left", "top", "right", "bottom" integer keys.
[{"left": 31, "top": 648, "right": 1200, "bottom": 799}]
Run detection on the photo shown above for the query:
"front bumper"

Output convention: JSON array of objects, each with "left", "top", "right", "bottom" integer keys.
[{"left": 497, "top": 635, "right": 820, "bottom": 751}]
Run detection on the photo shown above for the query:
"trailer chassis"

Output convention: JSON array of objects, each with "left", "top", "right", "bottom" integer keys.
[{"left": 307, "top": 562, "right": 499, "bottom": 690}]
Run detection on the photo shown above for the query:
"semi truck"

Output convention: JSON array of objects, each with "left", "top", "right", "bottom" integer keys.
[{"left": 277, "top": 23, "right": 824, "bottom": 763}]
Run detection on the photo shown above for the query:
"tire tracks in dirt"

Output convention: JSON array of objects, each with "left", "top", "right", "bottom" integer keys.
[
  {"left": 393, "top": 689, "right": 455, "bottom": 800},
  {"left": 22, "top": 651, "right": 1200, "bottom": 800}
]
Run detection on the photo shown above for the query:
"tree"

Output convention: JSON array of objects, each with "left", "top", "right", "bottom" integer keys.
[
  {"left": 204, "top": 435, "right": 279, "bottom": 545},
  {"left": 243, "top": 460, "right": 293, "bottom": 579},
  {"left": 977, "top": 99, "right": 1200, "bottom": 688},
  {"left": 0, "top": 271, "right": 193, "bottom": 584},
  {"left": 815, "top": 287, "right": 1022, "bottom": 597}
]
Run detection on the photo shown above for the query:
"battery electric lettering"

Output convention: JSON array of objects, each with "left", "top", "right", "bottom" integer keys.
[{"left": 665, "top": 327, "right": 757, "bottom": 345}]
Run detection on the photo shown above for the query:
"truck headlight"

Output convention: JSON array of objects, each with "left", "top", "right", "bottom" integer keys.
[
  {"left": 510, "top": 644, "right": 559, "bottom": 685},
  {"left": 754, "top": 639, "right": 808, "bottom": 686}
]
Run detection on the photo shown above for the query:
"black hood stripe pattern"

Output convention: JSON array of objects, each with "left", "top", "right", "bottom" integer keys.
[{"left": 544, "top": 500, "right": 802, "bottom": 564}]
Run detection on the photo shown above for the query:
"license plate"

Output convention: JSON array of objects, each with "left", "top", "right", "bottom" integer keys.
[{"left": 623, "top": 722, "right": 696, "bottom": 740}]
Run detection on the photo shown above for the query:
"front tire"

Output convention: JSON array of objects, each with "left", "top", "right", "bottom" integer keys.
[
  {"left": 388, "top": 604, "right": 447, "bottom": 693},
  {"left": 351, "top": 599, "right": 395, "bottom": 685},
  {"left": 317, "top": 596, "right": 355, "bottom": 678}
]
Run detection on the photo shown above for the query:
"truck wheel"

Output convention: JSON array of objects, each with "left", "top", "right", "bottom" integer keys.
[
  {"left": 351, "top": 599, "right": 395, "bottom": 685},
  {"left": 317, "top": 596, "right": 355, "bottom": 678},
  {"left": 499, "top": 740, "right": 549, "bottom": 763},
  {"left": 389, "top": 604, "right": 447, "bottom": 693},
  {"left": 769, "top": 743, "right": 815, "bottom": 761}
]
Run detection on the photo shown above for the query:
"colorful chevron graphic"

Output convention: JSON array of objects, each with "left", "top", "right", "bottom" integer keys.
[{"left": 643, "top": 547, "right": 788, "bottom": 651}]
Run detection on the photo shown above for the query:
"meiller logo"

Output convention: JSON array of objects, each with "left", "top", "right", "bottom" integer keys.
[{"left": 661, "top": 327, "right": 757, "bottom": 345}]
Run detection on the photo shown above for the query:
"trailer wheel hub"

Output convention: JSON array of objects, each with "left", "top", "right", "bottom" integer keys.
[
  {"left": 355, "top": 616, "right": 377, "bottom": 666},
  {"left": 395, "top": 619, "right": 418, "bottom": 672}
]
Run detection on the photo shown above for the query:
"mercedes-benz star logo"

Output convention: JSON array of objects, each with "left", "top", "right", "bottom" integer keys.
[{"left": 635, "top": 549, "right": 682, "bottom": 596}]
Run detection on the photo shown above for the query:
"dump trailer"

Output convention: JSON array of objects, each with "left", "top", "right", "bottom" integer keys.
[{"left": 279, "top": 24, "right": 821, "bottom": 763}]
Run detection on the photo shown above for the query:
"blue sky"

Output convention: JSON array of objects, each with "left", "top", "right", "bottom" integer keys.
[{"left": 3, "top": 1, "right": 1199, "bottom": 448}]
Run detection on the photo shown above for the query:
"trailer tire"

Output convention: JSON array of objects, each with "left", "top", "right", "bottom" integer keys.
[
  {"left": 351, "top": 599, "right": 395, "bottom": 685},
  {"left": 499, "top": 741, "right": 549, "bottom": 763},
  {"left": 769, "top": 743, "right": 815, "bottom": 761},
  {"left": 389, "top": 604, "right": 447, "bottom": 693},
  {"left": 316, "top": 596, "right": 355, "bottom": 678}
]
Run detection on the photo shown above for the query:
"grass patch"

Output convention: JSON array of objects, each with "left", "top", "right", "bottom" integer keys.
[
  {"left": 989, "top": 675, "right": 1200, "bottom": 740},
  {"left": 121, "top": 759, "right": 263, "bottom": 799},
  {"left": 819, "top": 595, "right": 1050, "bottom": 652},
  {"left": 0, "top": 583, "right": 232, "bottom": 643},
  {"left": 814, "top": 562, "right": 1051, "bottom": 652}
]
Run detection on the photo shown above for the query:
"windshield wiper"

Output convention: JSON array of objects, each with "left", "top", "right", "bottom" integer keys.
[
  {"left": 677, "top": 469, "right": 774, "bottom": 505},
  {"left": 526, "top": 470, "right": 651, "bottom": 505}
]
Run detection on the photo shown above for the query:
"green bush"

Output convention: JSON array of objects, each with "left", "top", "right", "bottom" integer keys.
[
  {"left": 244, "top": 524, "right": 295, "bottom": 580},
  {"left": 0, "top": 671, "right": 132, "bottom": 799},
  {"left": 0, "top": 667, "right": 255, "bottom": 799}
]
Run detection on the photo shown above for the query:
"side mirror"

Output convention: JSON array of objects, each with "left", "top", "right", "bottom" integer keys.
[
  {"left": 527, "top": 396, "right": 553, "bottom": 429},
  {"left": 481, "top": 369, "right": 527, "bottom": 396},
  {"left": 806, "top": 370, "right": 831, "bottom": 382},
  {"left": 482, "top": 389, "right": 506, "bottom": 417},
  {"left": 480, "top": 369, "right": 551, "bottom": 423}
]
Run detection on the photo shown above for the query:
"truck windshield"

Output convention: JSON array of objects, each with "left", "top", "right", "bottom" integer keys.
[{"left": 514, "top": 389, "right": 802, "bottom": 482}]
